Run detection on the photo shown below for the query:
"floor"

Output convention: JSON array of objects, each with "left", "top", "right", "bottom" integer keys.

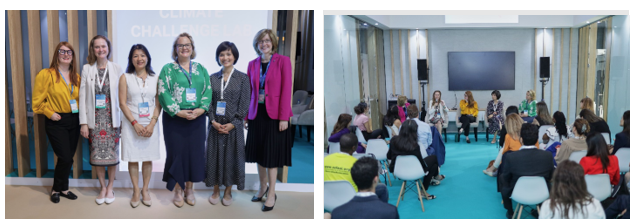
[
  {"left": 383, "top": 133, "right": 537, "bottom": 219},
  {"left": 5, "top": 185, "right": 314, "bottom": 219}
]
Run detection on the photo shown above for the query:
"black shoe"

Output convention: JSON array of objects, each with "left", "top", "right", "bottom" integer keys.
[
  {"left": 251, "top": 186, "right": 269, "bottom": 202},
  {"left": 506, "top": 211, "right": 514, "bottom": 219},
  {"left": 51, "top": 193, "right": 60, "bottom": 203},
  {"left": 59, "top": 191, "right": 78, "bottom": 200},
  {"left": 530, "top": 209, "right": 539, "bottom": 218},
  {"left": 466, "top": 139, "right": 471, "bottom": 143},
  {"left": 262, "top": 194, "right": 277, "bottom": 212}
]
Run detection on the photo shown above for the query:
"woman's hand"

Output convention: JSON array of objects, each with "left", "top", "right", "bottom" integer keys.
[
  {"left": 360, "top": 143, "right": 367, "bottom": 149},
  {"left": 532, "top": 119, "right": 540, "bottom": 126},
  {"left": 187, "top": 108, "right": 205, "bottom": 120},
  {"left": 221, "top": 123, "right": 235, "bottom": 134},
  {"left": 488, "top": 114, "right": 493, "bottom": 119},
  {"left": 176, "top": 110, "right": 193, "bottom": 119},
  {"left": 212, "top": 121, "right": 224, "bottom": 133},
  {"left": 144, "top": 123, "right": 155, "bottom": 137},
  {"left": 279, "top": 120, "right": 289, "bottom": 132},
  {"left": 80, "top": 124, "right": 89, "bottom": 139},
  {"left": 51, "top": 113, "right": 62, "bottom": 121},
  {"left": 134, "top": 123, "right": 145, "bottom": 137}
]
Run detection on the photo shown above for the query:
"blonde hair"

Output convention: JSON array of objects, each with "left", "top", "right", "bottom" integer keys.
[
  {"left": 506, "top": 114, "right": 525, "bottom": 140},
  {"left": 171, "top": 33, "right": 196, "bottom": 61},
  {"left": 253, "top": 29, "right": 278, "bottom": 56},
  {"left": 397, "top": 95, "right": 408, "bottom": 107},
  {"left": 527, "top": 90, "right": 536, "bottom": 102},
  {"left": 580, "top": 97, "right": 595, "bottom": 113}
]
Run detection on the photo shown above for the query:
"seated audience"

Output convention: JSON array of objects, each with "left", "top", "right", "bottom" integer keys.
[
  {"left": 381, "top": 105, "right": 402, "bottom": 139},
  {"left": 483, "top": 114, "right": 539, "bottom": 176},
  {"left": 539, "top": 160, "right": 606, "bottom": 219},
  {"left": 532, "top": 101, "right": 554, "bottom": 127},
  {"left": 500, "top": 123, "right": 555, "bottom": 218},
  {"left": 331, "top": 157, "right": 399, "bottom": 219},
  {"left": 388, "top": 120, "right": 443, "bottom": 199},
  {"left": 458, "top": 91, "right": 478, "bottom": 143},
  {"left": 612, "top": 110, "right": 630, "bottom": 155},
  {"left": 542, "top": 112, "right": 574, "bottom": 164},
  {"left": 555, "top": 119, "right": 590, "bottom": 164},
  {"left": 353, "top": 102, "right": 381, "bottom": 141},
  {"left": 407, "top": 105, "right": 432, "bottom": 158},
  {"left": 580, "top": 109, "right": 611, "bottom": 142},
  {"left": 518, "top": 90, "right": 537, "bottom": 119},
  {"left": 605, "top": 195, "right": 630, "bottom": 219},
  {"left": 498, "top": 105, "right": 520, "bottom": 147},
  {"left": 427, "top": 90, "right": 450, "bottom": 135},
  {"left": 397, "top": 95, "right": 410, "bottom": 122},
  {"left": 580, "top": 133, "right": 620, "bottom": 185},
  {"left": 486, "top": 90, "right": 504, "bottom": 144},
  {"left": 328, "top": 114, "right": 366, "bottom": 153},
  {"left": 325, "top": 133, "right": 389, "bottom": 203}
]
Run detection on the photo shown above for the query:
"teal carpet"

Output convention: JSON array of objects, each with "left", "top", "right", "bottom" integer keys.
[
  {"left": 288, "top": 127, "right": 315, "bottom": 184},
  {"left": 385, "top": 134, "right": 537, "bottom": 219}
]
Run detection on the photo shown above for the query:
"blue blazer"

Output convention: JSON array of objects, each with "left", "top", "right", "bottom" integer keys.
[
  {"left": 428, "top": 126, "right": 446, "bottom": 166},
  {"left": 331, "top": 195, "right": 399, "bottom": 219}
]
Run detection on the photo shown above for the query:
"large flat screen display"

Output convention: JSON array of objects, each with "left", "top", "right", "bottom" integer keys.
[{"left": 447, "top": 51, "right": 515, "bottom": 90}]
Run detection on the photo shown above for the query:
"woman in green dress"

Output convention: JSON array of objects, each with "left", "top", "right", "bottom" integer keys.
[
  {"left": 519, "top": 90, "right": 537, "bottom": 123},
  {"left": 158, "top": 32, "right": 212, "bottom": 208}
]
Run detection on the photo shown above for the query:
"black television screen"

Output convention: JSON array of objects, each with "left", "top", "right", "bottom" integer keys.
[{"left": 447, "top": 51, "right": 515, "bottom": 90}]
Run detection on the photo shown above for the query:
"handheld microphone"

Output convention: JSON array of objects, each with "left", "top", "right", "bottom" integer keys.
[{"left": 452, "top": 94, "right": 458, "bottom": 110}]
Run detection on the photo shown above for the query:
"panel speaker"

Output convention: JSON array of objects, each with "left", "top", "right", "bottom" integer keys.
[
  {"left": 540, "top": 57, "right": 550, "bottom": 78},
  {"left": 417, "top": 59, "right": 428, "bottom": 81}
]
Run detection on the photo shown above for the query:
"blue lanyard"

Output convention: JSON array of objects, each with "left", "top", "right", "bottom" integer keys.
[
  {"left": 259, "top": 55, "right": 273, "bottom": 88},
  {"left": 178, "top": 62, "right": 193, "bottom": 88},
  {"left": 58, "top": 69, "right": 74, "bottom": 95}
]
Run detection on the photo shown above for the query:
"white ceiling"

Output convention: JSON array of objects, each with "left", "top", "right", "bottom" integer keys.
[{"left": 354, "top": 15, "right": 611, "bottom": 29}]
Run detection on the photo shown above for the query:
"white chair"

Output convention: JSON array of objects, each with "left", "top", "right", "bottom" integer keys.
[
  {"left": 568, "top": 150, "right": 587, "bottom": 163},
  {"left": 355, "top": 127, "right": 367, "bottom": 144},
  {"left": 292, "top": 109, "right": 314, "bottom": 142},
  {"left": 510, "top": 176, "right": 550, "bottom": 219},
  {"left": 352, "top": 154, "right": 368, "bottom": 159},
  {"left": 601, "top": 132, "right": 611, "bottom": 145},
  {"left": 585, "top": 174, "right": 612, "bottom": 201},
  {"left": 393, "top": 155, "right": 429, "bottom": 212},
  {"left": 328, "top": 142, "right": 341, "bottom": 154},
  {"left": 366, "top": 139, "right": 392, "bottom": 186},
  {"left": 455, "top": 105, "right": 479, "bottom": 142},
  {"left": 538, "top": 125, "right": 554, "bottom": 149},
  {"left": 615, "top": 148, "right": 630, "bottom": 174},
  {"left": 324, "top": 180, "right": 356, "bottom": 212}
]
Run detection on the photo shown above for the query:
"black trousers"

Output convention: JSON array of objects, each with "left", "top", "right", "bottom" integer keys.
[
  {"left": 422, "top": 155, "right": 439, "bottom": 190},
  {"left": 459, "top": 115, "right": 475, "bottom": 137},
  {"left": 45, "top": 113, "right": 80, "bottom": 192},
  {"left": 361, "top": 129, "right": 382, "bottom": 141}
]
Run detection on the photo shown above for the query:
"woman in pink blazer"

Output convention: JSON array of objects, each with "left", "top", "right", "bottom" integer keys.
[{"left": 245, "top": 29, "right": 293, "bottom": 212}]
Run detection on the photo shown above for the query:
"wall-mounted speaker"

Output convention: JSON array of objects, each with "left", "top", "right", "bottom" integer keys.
[
  {"left": 539, "top": 57, "right": 550, "bottom": 78},
  {"left": 417, "top": 59, "right": 428, "bottom": 81}
]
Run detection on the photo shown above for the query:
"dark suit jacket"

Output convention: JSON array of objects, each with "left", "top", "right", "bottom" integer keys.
[
  {"left": 331, "top": 195, "right": 400, "bottom": 219},
  {"left": 612, "top": 132, "right": 629, "bottom": 155},
  {"left": 589, "top": 120, "right": 611, "bottom": 142},
  {"left": 501, "top": 148, "right": 555, "bottom": 193}
]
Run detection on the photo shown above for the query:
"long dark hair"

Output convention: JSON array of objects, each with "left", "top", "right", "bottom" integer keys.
[
  {"left": 384, "top": 105, "right": 399, "bottom": 127},
  {"left": 586, "top": 133, "right": 611, "bottom": 173},
  {"left": 332, "top": 114, "right": 352, "bottom": 135},
  {"left": 553, "top": 111, "right": 568, "bottom": 139},
  {"left": 623, "top": 110, "right": 630, "bottom": 137},
  {"left": 579, "top": 109, "right": 603, "bottom": 123},
  {"left": 394, "top": 120, "right": 419, "bottom": 152},
  {"left": 549, "top": 160, "right": 593, "bottom": 219},
  {"left": 536, "top": 102, "right": 554, "bottom": 125},
  {"left": 125, "top": 44, "right": 155, "bottom": 75}
]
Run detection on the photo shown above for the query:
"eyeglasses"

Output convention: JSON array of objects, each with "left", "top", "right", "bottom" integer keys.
[
  {"left": 58, "top": 49, "right": 73, "bottom": 55},
  {"left": 177, "top": 44, "right": 192, "bottom": 49},
  {"left": 258, "top": 39, "right": 272, "bottom": 44}
]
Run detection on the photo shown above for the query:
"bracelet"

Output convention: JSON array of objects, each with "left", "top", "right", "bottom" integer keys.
[
  {"left": 131, "top": 120, "right": 138, "bottom": 126},
  {"left": 151, "top": 116, "right": 159, "bottom": 121}
]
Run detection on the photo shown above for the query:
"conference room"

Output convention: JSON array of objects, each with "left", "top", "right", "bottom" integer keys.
[
  {"left": 323, "top": 12, "right": 630, "bottom": 219},
  {"left": 5, "top": 10, "right": 314, "bottom": 218}
]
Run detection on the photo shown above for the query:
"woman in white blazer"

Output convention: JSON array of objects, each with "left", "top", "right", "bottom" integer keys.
[
  {"left": 79, "top": 35, "right": 122, "bottom": 205},
  {"left": 427, "top": 90, "right": 449, "bottom": 134}
]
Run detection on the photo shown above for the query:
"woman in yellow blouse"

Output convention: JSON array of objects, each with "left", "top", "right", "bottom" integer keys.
[
  {"left": 32, "top": 42, "right": 81, "bottom": 204},
  {"left": 459, "top": 91, "right": 478, "bottom": 143}
]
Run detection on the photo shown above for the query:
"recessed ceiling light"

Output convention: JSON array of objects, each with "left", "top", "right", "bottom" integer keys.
[
  {"left": 363, "top": 23, "right": 367, "bottom": 26},
  {"left": 375, "top": 23, "right": 378, "bottom": 25},
  {"left": 597, "top": 21, "right": 601, "bottom": 23},
  {"left": 586, "top": 21, "right": 589, "bottom": 23}
]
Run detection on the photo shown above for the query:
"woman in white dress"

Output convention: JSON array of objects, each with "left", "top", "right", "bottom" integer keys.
[{"left": 119, "top": 44, "right": 162, "bottom": 208}]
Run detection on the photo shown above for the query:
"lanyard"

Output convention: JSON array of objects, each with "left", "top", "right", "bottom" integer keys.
[
  {"left": 220, "top": 67, "right": 235, "bottom": 100},
  {"left": 493, "top": 102, "right": 498, "bottom": 112},
  {"left": 96, "top": 65, "right": 108, "bottom": 91},
  {"left": 178, "top": 62, "right": 193, "bottom": 88},
  {"left": 134, "top": 73, "right": 147, "bottom": 103},
  {"left": 58, "top": 69, "right": 74, "bottom": 95},
  {"left": 259, "top": 55, "right": 273, "bottom": 88}
]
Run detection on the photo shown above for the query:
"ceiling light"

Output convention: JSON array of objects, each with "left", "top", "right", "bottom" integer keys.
[
  {"left": 363, "top": 23, "right": 367, "bottom": 26},
  {"left": 586, "top": 21, "right": 589, "bottom": 23},
  {"left": 375, "top": 23, "right": 378, "bottom": 25}
]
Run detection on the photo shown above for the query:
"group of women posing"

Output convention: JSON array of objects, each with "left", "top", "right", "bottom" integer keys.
[{"left": 32, "top": 29, "right": 293, "bottom": 211}]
